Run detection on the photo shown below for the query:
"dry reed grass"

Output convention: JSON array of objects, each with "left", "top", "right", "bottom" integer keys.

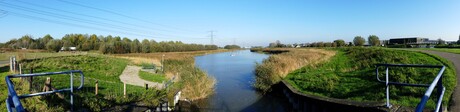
[{"left": 255, "top": 48, "right": 336, "bottom": 91}]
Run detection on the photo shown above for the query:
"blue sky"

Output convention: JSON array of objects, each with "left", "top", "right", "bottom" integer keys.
[{"left": 0, "top": 0, "right": 459, "bottom": 46}]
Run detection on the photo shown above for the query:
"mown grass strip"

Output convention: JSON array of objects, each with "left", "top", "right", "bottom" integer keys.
[{"left": 139, "top": 70, "right": 166, "bottom": 83}]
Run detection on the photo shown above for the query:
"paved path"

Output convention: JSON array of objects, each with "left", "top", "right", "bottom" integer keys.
[
  {"left": 418, "top": 50, "right": 460, "bottom": 112},
  {"left": 119, "top": 65, "right": 164, "bottom": 89}
]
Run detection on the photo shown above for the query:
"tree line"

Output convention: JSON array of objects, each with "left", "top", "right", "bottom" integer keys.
[
  {"left": 0, "top": 34, "right": 218, "bottom": 54},
  {"left": 267, "top": 35, "right": 381, "bottom": 48}
]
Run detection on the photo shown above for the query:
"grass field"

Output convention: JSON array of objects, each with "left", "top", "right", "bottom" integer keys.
[
  {"left": 284, "top": 48, "right": 456, "bottom": 108},
  {"left": 0, "top": 55, "right": 165, "bottom": 111},
  {"left": 139, "top": 70, "right": 166, "bottom": 83}
]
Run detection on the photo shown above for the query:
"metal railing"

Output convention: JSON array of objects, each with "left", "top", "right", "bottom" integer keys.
[
  {"left": 5, "top": 70, "right": 84, "bottom": 112},
  {"left": 375, "top": 64, "right": 445, "bottom": 112}
]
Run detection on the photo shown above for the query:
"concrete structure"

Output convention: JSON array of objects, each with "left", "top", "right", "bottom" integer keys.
[{"left": 388, "top": 37, "right": 436, "bottom": 45}]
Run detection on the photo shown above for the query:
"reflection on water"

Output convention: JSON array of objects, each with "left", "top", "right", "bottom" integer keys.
[{"left": 190, "top": 50, "right": 289, "bottom": 111}]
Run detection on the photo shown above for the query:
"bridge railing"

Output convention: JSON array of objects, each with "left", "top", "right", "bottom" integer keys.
[
  {"left": 5, "top": 70, "right": 84, "bottom": 112},
  {"left": 375, "top": 64, "right": 445, "bottom": 112}
]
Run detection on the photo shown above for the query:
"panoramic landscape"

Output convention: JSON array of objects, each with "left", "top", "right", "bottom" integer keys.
[{"left": 1, "top": 0, "right": 460, "bottom": 112}]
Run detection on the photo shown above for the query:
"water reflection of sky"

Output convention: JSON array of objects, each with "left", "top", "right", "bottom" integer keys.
[{"left": 193, "top": 50, "right": 286, "bottom": 111}]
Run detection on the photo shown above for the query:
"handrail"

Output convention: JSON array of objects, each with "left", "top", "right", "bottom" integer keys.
[
  {"left": 375, "top": 64, "right": 445, "bottom": 112},
  {"left": 5, "top": 70, "right": 84, "bottom": 112}
]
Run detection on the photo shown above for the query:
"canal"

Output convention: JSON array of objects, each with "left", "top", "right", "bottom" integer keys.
[{"left": 190, "top": 50, "right": 289, "bottom": 111}]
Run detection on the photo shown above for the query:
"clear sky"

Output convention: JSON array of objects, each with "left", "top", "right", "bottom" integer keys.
[{"left": 0, "top": 0, "right": 459, "bottom": 46}]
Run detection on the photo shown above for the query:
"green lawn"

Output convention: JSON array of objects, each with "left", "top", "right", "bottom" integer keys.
[
  {"left": 285, "top": 48, "right": 456, "bottom": 108},
  {"left": 0, "top": 55, "right": 166, "bottom": 111},
  {"left": 139, "top": 70, "right": 166, "bottom": 83}
]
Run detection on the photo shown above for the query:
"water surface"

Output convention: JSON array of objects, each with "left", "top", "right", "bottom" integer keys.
[{"left": 192, "top": 50, "right": 288, "bottom": 111}]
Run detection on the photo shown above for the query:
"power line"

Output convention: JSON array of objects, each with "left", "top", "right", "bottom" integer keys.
[
  {"left": 56, "top": 0, "right": 200, "bottom": 33},
  {"left": 4, "top": 11, "right": 166, "bottom": 38},
  {"left": 0, "top": 2, "right": 206, "bottom": 40},
  {"left": 14, "top": 0, "right": 177, "bottom": 34},
  {"left": 0, "top": 2, "right": 155, "bottom": 35}
]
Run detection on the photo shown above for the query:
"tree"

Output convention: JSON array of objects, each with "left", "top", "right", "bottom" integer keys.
[
  {"left": 224, "top": 45, "right": 241, "bottom": 49},
  {"left": 353, "top": 36, "right": 365, "bottom": 46},
  {"left": 141, "top": 39, "right": 151, "bottom": 53},
  {"left": 333, "top": 39, "right": 346, "bottom": 47},
  {"left": 437, "top": 38, "right": 446, "bottom": 45},
  {"left": 130, "top": 39, "right": 141, "bottom": 53},
  {"left": 46, "top": 39, "right": 62, "bottom": 52},
  {"left": 368, "top": 35, "right": 380, "bottom": 46}
]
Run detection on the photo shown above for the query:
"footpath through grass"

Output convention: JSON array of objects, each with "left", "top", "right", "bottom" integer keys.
[{"left": 285, "top": 48, "right": 456, "bottom": 108}]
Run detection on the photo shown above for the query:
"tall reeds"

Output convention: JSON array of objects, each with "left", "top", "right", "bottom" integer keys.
[{"left": 254, "top": 48, "right": 336, "bottom": 92}]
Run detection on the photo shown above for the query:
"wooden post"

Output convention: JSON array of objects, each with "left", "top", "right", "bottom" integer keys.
[
  {"left": 19, "top": 64, "right": 22, "bottom": 74},
  {"left": 95, "top": 80, "right": 98, "bottom": 95},
  {"left": 42, "top": 77, "right": 64, "bottom": 98},
  {"left": 29, "top": 68, "right": 33, "bottom": 91},
  {"left": 43, "top": 77, "right": 51, "bottom": 92},
  {"left": 145, "top": 83, "right": 148, "bottom": 90},
  {"left": 12, "top": 57, "right": 16, "bottom": 72},
  {"left": 9, "top": 57, "right": 13, "bottom": 72},
  {"left": 123, "top": 82, "right": 126, "bottom": 98}
]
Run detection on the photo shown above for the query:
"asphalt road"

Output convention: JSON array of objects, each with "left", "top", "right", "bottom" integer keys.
[{"left": 418, "top": 50, "right": 460, "bottom": 112}]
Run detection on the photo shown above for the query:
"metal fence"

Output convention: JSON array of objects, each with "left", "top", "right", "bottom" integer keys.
[
  {"left": 5, "top": 70, "right": 84, "bottom": 112},
  {"left": 375, "top": 64, "right": 446, "bottom": 112}
]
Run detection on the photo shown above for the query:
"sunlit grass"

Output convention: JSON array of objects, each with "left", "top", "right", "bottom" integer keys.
[{"left": 139, "top": 70, "right": 166, "bottom": 83}]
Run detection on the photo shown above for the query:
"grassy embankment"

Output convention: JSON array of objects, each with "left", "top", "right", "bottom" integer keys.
[
  {"left": 416, "top": 48, "right": 460, "bottom": 54},
  {"left": 0, "top": 54, "right": 165, "bottom": 111},
  {"left": 255, "top": 47, "right": 455, "bottom": 108},
  {"left": 254, "top": 48, "right": 336, "bottom": 91},
  {"left": 113, "top": 49, "right": 228, "bottom": 100}
]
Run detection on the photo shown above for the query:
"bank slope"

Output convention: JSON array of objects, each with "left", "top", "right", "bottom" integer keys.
[{"left": 285, "top": 48, "right": 456, "bottom": 108}]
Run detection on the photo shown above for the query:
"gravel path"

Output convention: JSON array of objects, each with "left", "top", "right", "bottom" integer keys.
[
  {"left": 418, "top": 50, "right": 460, "bottom": 112},
  {"left": 119, "top": 65, "right": 164, "bottom": 89}
]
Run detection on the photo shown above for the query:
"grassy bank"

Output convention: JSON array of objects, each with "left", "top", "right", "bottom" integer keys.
[
  {"left": 254, "top": 48, "right": 336, "bottom": 91},
  {"left": 416, "top": 48, "right": 460, "bottom": 54},
  {"left": 0, "top": 55, "right": 165, "bottom": 111},
  {"left": 284, "top": 48, "right": 456, "bottom": 108}
]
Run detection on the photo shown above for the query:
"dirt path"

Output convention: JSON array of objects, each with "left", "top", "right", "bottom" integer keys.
[
  {"left": 417, "top": 50, "right": 460, "bottom": 112},
  {"left": 119, "top": 65, "right": 164, "bottom": 89}
]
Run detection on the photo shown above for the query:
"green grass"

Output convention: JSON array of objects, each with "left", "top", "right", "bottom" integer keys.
[
  {"left": 284, "top": 48, "right": 456, "bottom": 108},
  {"left": 416, "top": 48, "right": 460, "bottom": 54},
  {"left": 139, "top": 70, "right": 166, "bottom": 83},
  {"left": 0, "top": 55, "right": 166, "bottom": 111}
]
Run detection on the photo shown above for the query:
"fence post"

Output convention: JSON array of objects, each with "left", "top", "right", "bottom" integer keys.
[
  {"left": 145, "top": 83, "right": 148, "bottom": 90},
  {"left": 19, "top": 64, "right": 22, "bottom": 74},
  {"left": 123, "top": 82, "right": 127, "bottom": 98},
  {"left": 29, "top": 68, "right": 33, "bottom": 92},
  {"left": 95, "top": 80, "right": 98, "bottom": 95},
  {"left": 9, "top": 57, "right": 13, "bottom": 72}
]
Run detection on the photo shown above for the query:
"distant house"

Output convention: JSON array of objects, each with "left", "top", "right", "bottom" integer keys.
[{"left": 61, "top": 47, "right": 77, "bottom": 51}]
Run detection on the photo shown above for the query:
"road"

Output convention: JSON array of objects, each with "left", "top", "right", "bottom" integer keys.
[{"left": 418, "top": 50, "right": 460, "bottom": 112}]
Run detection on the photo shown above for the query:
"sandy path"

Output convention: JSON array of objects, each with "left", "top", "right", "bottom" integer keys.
[{"left": 119, "top": 65, "right": 164, "bottom": 89}]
